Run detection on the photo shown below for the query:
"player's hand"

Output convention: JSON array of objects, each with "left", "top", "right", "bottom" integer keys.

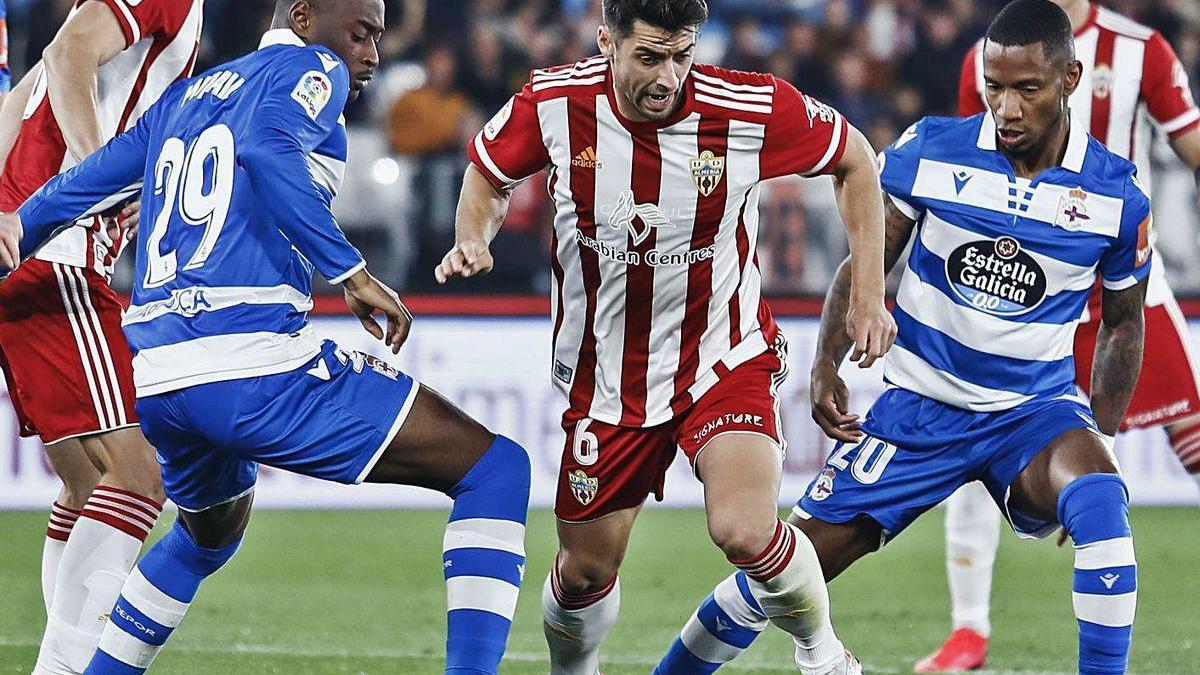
[
  {"left": 118, "top": 201, "right": 140, "bottom": 240},
  {"left": 811, "top": 364, "right": 863, "bottom": 443},
  {"left": 342, "top": 269, "right": 413, "bottom": 354},
  {"left": 434, "top": 239, "right": 494, "bottom": 284},
  {"left": 0, "top": 211, "right": 24, "bottom": 271},
  {"left": 846, "top": 297, "right": 897, "bottom": 369}
]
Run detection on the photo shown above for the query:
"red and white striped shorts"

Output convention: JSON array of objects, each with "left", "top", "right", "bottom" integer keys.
[{"left": 0, "top": 259, "right": 137, "bottom": 444}]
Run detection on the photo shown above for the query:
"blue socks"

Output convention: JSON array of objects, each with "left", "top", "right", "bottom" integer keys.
[
  {"left": 442, "top": 435, "right": 532, "bottom": 674},
  {"left": 84, "top": 520, "right": 240, "bottom": 674},
  {"left": 1059, "top": 473, "right": 1137, "bottom": 675},
  {"left": 655, "top": 572, "right": 767, "bottom": 674}
]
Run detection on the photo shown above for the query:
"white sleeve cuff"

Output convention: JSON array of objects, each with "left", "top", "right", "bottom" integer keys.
[
  {"left": 328, "top": 259, "right": 366, "bottom": 285},
  {"left": 888, "top": 193, "right": 921, "bottom": 220}
]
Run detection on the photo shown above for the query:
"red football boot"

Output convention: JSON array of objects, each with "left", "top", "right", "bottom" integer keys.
[{"left": 913, "top": 628, "right": 988, "bottom": 672}]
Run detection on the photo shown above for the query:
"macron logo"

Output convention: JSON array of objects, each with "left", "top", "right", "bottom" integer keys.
[
  {"left": 953, "top": 170, "right": 972, "bottom": 195},
  {"left": 306, "top": 358, "right": 331, "bottom": 381},
  {"left": 1100, "top": 573, "right": 1120, "bottom": 590}
]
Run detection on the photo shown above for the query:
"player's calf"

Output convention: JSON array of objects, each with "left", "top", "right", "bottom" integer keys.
[{"left": 1059, "top": 473, "right": 1137, "bottom": 675}]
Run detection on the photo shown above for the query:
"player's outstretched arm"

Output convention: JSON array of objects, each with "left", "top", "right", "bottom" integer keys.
[
  {"left": 810, "top": 198, "right": 914, "bottom": 443},
  {"left": 435, "top": 164, "right": 512, "bottom": 284},
  {"left": 1090, "top": 278, "right": 1148, "bottom": 437},
  {"left": 42, "top": 0, "right": 129, "bottom": 159},
  {"left": 0, "top": 62, "right": 41, "bottom": 171},
  {"left": 1165, "top": 127, "right": 1200, "bottom": 206},
  {"left": 828, "top": 124, "right": 898, "bottom": 369}
]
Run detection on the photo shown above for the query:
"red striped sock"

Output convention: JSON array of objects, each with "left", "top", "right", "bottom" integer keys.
[
  {"left": 1169, "top": 422, "right": 1200, "bottom": 474},
  {"left": 730, "top": 519, "right": 797, "bottom": 583},
  {"left": 46, "top": 502, "right": 82, "bottom": 541},
  {"left": 550, "top": 556, "right": 617, "bottom": 610},
  {"left": 79, "top": 485, "right": 163, "bottom": 541}
]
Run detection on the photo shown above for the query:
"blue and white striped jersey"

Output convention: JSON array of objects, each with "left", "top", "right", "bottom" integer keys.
[
  {"left": 879, "top": 113, "right": 1153, "bottom": 412},
  {"left": 16, "top": 29, "right": 363, "bottom": 396}
]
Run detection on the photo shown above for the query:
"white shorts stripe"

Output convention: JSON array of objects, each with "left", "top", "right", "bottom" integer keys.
[
  {"left": 1074, "top": 537, "right": 1136, "bottom": 570},
  {"left": 69, "top": 265, "right": 128, "bottom": 425},
  {"left": 52, "top": 263, "right": 113, "bottom": 428},
  {"left": 62, "top": 267, "right": 123, "bottom": 426},
  {"left": 443, "top": 518, "right": 527, "bottom": 557},
  {"left": 445, "top": 575, "right": 520, "bottom": 618},
  {"left": 1072, "top": 591, "right": 1137, "bottom": 627},
  {"left": 680, "top": 612, "right": 744, "bottom": 663},
  {"left": 123, "top": 568, "right": 191, "bottom": 627}
]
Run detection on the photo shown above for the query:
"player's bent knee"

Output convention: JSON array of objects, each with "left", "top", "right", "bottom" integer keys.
[
  {"left": 708, "top": 514, "right": 778, "bottom": 563},
  {"left": 1057, "top": 472, "right": 1130, "bottom": 544},
  {"left": 180, "top": 495, "right": 254, "bottom": 550},
  {"left": 158, "top": 519, "right": 242, "bottom": 578},
  {"left": 556, "top": 552, "right": 620, "bottom": 596}
]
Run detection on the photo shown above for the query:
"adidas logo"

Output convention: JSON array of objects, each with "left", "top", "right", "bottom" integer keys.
[{"left": 572, "top": 146, "right": 603, "bottom": 170}]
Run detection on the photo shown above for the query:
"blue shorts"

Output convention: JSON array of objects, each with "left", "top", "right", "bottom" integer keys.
[
  {"left": 796, "top": 388, "right": 1099, "bottom": 542},
  {"left": 137, "top": 341, "right": 418, "bottom": 511}
]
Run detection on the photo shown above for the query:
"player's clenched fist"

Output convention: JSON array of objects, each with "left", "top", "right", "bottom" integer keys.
[
  {"left": 434, "top": 239, "right": 494, "bottom": 284},
  {"left": 846, "top": 298, "right": 897, "bottom": 369},
  {"left": 0, "top": 211, "right": 23, "bottom": 272}
]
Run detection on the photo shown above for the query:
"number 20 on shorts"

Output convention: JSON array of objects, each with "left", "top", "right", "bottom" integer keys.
[{"left": 828, "top": 435, "right": 897, "bottom": 485}]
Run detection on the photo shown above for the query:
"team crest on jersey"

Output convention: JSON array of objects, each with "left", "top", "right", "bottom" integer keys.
[
  {"left": 1055, "top": 187, "right": 1091, "bottom": 231},
  {"left": 946, "top": 236, "right": 1047, "bottom": 316},
  {"left": 568, "top": 469, "right": 598, "bottom": 506},
  {"left": 690, "top": 150, "right": 725, "bottom": 197},
  {"left": 291, "top": 70, "right": 333, "bottom": 121},
  {"left": 1091, "top": 64, "right": 1113, "bottom": 100},
  {"left": 809, "top": 467, "right": 836, "bottom": 502}
]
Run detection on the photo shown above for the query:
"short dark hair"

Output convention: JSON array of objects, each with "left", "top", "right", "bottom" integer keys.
[
  {"left": 985, "top": 0, "right": 1075, "bottom": 64},
  {"left": 602, "top": 0, "right": 709, "bottom": 37}
]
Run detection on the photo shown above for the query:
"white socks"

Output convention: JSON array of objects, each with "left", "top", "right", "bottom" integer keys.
[
  {"left": 542, "top": 560, "right": 620, "bottom": 675},
  {"left": 42, "top": 502, "right": 81, "bottom": 616},
  {"left": 944, "top": 482, "right": 1000, "bottom": 636}
]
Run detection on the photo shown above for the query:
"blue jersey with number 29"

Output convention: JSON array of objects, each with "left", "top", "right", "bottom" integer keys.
[{"left": 17, "top": 30, "right": 364, "bottom": 396}]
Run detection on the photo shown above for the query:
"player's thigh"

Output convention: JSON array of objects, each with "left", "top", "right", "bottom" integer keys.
[
  {"left": 694, "top": 433, "right": 782, "bottom": 555},
  {"left": 365, "top": 384, "right": 495, "bottom": 492},
  {"left": 788, "top": 512, "right": 883, "bottom": 582},
  {"left": 42, "top": 438, "right": 102, "bottom": 509},
  {"left": 1008, "top": 427, "right": 1120, "bottom": 524}
]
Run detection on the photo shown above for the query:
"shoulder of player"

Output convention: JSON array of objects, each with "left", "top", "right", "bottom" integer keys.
[
  {"left": 687, "top": 64, "right": 791, "bottom": 121},
  {"left": 525, "top": 55, "right": 609, "bottom": 100},
  {"left": 1080, "top": 137, "right": 1144, "bottom": 201},
  {"left": 1093, "top": 6, "right": 1156, "bottom": 42},
  {"left": 896, "top": 114, "right": 965, "bottom": 152}
]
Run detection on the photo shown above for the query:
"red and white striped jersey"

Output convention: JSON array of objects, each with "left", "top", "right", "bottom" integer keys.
[
  {"left": 0, "top": 0, "right": 203, "bottom": 275},
  {"left": 959, "top": 3, "right": 1199, "bottom": 188},
  {"left": 468, "top": 57, "right": 848, "bottom": 427}
]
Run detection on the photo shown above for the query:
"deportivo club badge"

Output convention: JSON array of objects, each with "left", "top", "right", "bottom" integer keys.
[
  {"left": 1055, "top": 187, "right": 1091, "bottom": 231},
  {"left": 690, "top": 150, "right": 725, "bottom": 197},
  {"left": 568, "top": 469, "right": 598, "bottom": 506}
]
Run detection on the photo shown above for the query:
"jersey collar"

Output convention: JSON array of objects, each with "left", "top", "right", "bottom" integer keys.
[
  {"left": 976, "top": 112, "right": 1089, "bottom": 173},
  {"left": 259, "top": 28, "right": 307, "bottom": 50}
]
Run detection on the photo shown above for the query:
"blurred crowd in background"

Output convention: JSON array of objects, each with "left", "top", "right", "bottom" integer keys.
[{"left": 5, "top": 0, "right": 1200, "bottom": 294}]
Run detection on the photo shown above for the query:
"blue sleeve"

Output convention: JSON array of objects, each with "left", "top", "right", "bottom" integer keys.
[
  {"left": 1098, "top": 174, "right": 1153, "bottom": 291},
  {"left": 238, "top": 47, "right": 364, "bottom": 283},
  {"left": 879, "top": 118, "right": 927, "bottom": 221},
  {"left": 14, "top": 103, "right": 153, "bottom": 260}
]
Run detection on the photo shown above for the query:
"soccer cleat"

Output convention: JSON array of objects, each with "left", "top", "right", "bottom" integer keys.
[
  {"left": 913, "top": 628, "right": 988, "bottom": 672},
  {"left": 801, "top": 650, "right": 862, "bottom": 675}
]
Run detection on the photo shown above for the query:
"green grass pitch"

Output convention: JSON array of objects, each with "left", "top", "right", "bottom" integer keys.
[{"left": 1, "top": 508, "right": 1195, "bottom": 673}]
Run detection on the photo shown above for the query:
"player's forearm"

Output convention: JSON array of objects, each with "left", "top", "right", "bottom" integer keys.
[
  {"left": 812, "top": 258, "right": 857, "bottom": 373},
  {"left": 43, "top": 43, "right": 106, "bottom": 161},
  {"left": 832, "top": 128, "right": 886, "bottom": 306},
  {"left": 0, "top": 63, "right": 40, "bottom": 170},
  {"left": 454, "top": 164, "right": 511, "bottom": 247},
  {"left": 1090, "top": 282, "right": 1149, "bottom": 435},
  {"left": 1167, "top": 128, "right": 1200, "bottom": 193}
]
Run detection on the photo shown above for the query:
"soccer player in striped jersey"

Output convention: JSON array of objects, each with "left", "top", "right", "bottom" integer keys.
[
  {"left": 0, "top": 2, "right": 201, "bottom": 673},
  {"left": 922, "top": 0, "right": 1200, "bottom": 669},
  {"left": 439, "top": 0, "right": 895, "bottom": 672},
  {"left": 0, "top": 1, "right": 530, "bottom": 673},
  {"left": 655, "top": 1, "right": 1146, "bottom": 673}
]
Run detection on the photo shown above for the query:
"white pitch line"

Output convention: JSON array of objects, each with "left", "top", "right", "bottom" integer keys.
[{"left": 0, "top": 636, "right": 1085, "bottom": 674}]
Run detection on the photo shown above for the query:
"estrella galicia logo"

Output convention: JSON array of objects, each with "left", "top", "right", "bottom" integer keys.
[{"left": 945, "top": 236, "right": 1047, "bottom": 316}]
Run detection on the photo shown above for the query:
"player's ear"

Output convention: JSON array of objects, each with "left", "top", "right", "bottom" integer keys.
[
  {"left": 289, "top": 0, "right": 315, "bottom": 38},
  {"left": 1063, "top": 59, "right": 1083, "bottom": 98},
  {"left": 598, "top": 25, "right": 614, "bottom": 60}
]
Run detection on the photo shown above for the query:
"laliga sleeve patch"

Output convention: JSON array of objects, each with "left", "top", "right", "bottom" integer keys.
[
  {"left": 483, "top": 96, "right": 515, "bottom": 141},
  {"left": 291, "top": 70, "right": 333, "bottom": 121}
]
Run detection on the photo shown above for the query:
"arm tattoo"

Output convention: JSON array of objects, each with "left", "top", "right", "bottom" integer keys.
[
  {"left": 1090, "top": 277, "right": 1149, "bottom": 435},
  {"left": 813, "top": 197, "right": 915, "bottom": 371}
]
